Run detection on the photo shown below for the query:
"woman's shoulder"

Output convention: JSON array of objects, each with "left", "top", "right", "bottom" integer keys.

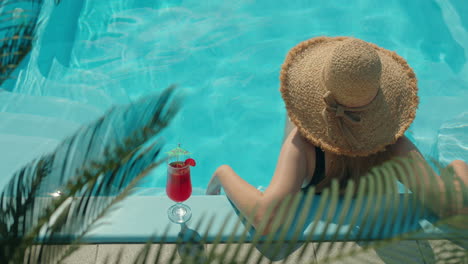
[
  {"left": 291, "top": 128, "right": 320, "bottom": 154},
  {"left": 389, "top": 135, "right": 421, "bottom": 157}
]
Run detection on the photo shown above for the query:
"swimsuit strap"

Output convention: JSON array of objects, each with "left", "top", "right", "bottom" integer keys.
[{"left": 302, "top": 147, "right": 326, "bottom": 191}]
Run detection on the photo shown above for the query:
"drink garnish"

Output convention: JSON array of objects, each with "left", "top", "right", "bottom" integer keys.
[{"left": 185, "top": 158, "right": 196, "bottom": 167}]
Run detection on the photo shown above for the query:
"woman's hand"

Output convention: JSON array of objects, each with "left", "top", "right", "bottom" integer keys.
[{"left": 206, "top": 171, "right": 222, "bottom": 195}]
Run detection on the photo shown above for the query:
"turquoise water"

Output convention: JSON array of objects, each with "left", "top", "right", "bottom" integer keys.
[{"left": 2, "top": 0, "right": 467, "bottom": 193}]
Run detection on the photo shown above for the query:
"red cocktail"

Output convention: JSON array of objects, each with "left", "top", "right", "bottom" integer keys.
[
  {"left": 166, "top": 144, "right": 196, "bottom": 224},
  {"left": 166, "top": 161, "right": 192, "bottom": 202}
]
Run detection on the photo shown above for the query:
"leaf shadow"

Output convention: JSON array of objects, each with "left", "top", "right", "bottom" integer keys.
[{"left": 176, "top": 223, "right": 207, "bottom": 263}]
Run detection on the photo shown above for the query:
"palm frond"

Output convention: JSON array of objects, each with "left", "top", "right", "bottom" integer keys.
[
  {"left": 308, "top": 158, "right": 466, "bottom": 263},
  {"left": 124, "top": 154, "right": 467, "bottom": 264},
  {"left": 0, "top": 85, "right": 180, "bottom": 264}
]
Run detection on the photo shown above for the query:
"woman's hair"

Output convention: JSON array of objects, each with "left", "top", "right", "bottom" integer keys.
[{"left": 315, "top": 147, "right": 394, "bottom": 193}]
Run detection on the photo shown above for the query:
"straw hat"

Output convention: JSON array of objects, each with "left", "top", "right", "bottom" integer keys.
[{"left": 280, "top": 36, "right": 418, "bottom": 157}]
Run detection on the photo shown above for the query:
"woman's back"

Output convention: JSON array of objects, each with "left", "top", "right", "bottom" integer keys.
[{"left": 286, "top": 126, "right": 395, "bottom": 193}]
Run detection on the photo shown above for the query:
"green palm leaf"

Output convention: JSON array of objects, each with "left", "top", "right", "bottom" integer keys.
[
  {"left": 0, "top": 85, "right": 180, "bottom": 264},
  {"left": 125, "top": 155, "right": 466, "bottom": 264}
]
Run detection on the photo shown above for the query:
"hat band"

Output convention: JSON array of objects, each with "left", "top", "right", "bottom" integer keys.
[{"left": 321, "top": 91, "right": 375, "bottom": 149}]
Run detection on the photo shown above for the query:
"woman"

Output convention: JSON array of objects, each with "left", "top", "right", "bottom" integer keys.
[{"left": 206, "top": 36, "right": 468, "bottom": 233}]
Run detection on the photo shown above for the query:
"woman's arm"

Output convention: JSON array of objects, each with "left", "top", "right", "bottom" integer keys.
[
  {"left": 206, "top": 127, "right": 314, "bottom": 234},
  {"left": 390, "top": 136, "right": 468, "bottom": 218}
]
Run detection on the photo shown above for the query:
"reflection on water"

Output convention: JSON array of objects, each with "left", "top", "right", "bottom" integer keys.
[{"left": 399, "top": 0, "right": 466, "bottom": 74}]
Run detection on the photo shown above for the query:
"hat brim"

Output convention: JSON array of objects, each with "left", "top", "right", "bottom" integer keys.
[{"left": 280, "top": 36, "right": 418, "bottom": 157}]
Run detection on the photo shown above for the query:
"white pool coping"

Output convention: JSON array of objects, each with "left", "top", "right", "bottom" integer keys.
[{"left": 78, "top": 194, "right": 459, "bottom": 244}]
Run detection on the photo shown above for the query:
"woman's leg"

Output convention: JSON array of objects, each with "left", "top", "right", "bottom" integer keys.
[
  {"left": 447, "top": 160, "right": 468, "bottom": 185},
  {"left": 442, "top": 160, "right": 468, "bottom": 228},
  {"left": 436, "top": 160, "right": 468, "bottom": 217}
]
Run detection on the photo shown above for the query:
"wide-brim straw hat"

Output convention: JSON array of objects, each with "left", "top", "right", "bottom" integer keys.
[{"left": 280, "top": 36, "right": 418, "bottom": 157}]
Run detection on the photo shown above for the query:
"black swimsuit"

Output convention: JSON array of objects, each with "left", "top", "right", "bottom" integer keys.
[{"left": 302, "top": 147, "right": 326, "bottom": 191}]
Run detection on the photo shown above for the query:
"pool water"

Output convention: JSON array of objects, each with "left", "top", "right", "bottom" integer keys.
[{"left": 2, "top": 0, "right": 467, "bottom": 192}]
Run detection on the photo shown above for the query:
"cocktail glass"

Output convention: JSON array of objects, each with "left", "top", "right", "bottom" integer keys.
[{"left": 166, "top": 161, "right": 193, "bottom": 223}]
